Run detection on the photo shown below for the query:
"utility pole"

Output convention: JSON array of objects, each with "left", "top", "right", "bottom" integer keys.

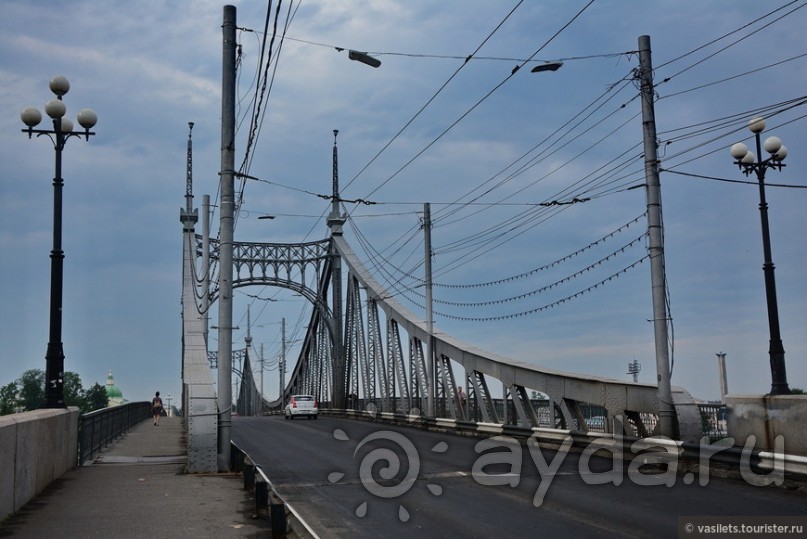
[
  {"left": 627, "top": 359, "right": 642, "bottom": 383},
  {"left": 245, "top": 306, "right": 254, "bottom": 416},
  {"left": 202, "top": 194, "right": 211, "bottom": 340},
  {"left": 260, "top": 343, "right": 264, "bottom": 414},
  {"left": 217, "top": 4, "right": 237, "bottom": 471},
  {"left": 280, "top": 317, "right": 286, "bottom": 404},
  {"left": 638, "top": 35, "right": 677, "bottom": 438},
  {"left": 716, "top": 352, "right": 729, "bottom": 403},
  {"left": 423, "top": 203, "right": 435, "bottom": 417}
]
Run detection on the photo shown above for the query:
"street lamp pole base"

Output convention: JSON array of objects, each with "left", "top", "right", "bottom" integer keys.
[
  {"left": 768, "top": 340, "right": 790, "bottom": 396},
  {"left": 44, "top": 341, "right": 66, "bottom": 408}
]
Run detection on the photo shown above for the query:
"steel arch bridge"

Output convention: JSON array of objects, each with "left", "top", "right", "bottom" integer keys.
[
  {"left": 181, "top": 209, "right": 701, "bottom": 472},
  {"left": 179, "top": 129, "right": 699, "bottom": 473}
]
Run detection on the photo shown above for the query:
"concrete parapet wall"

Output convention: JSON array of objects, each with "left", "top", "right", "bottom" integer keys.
[
  {"left": 725, "top": 394, "right": 807, "bottom": 456},
  {"left": 0, "top": 407, "right": 80, "bottom": 521}
]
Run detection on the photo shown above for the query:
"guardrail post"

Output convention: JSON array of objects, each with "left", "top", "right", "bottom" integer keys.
[
  {"left": 230, "top": 444, "right": 245, "bottom": 472},
  {"left": 255, "top": 477, "right": 269, "bottom": 513},
  {"left": 270, "top": 494, "right": 287, "bottom": 538},
  {"left": 243, "top": 462, "right": 255, "bottom": 490}
]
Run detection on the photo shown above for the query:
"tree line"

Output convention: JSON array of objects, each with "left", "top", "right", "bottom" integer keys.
[{"left": 0, "top": 369, "right": 110, "bottom": 415}]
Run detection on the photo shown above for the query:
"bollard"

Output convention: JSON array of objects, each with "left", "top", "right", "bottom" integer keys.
[
  {"left": 230, "top": 445, "right": 245, "bottom": 472},
  {"left": 243, "top": 464, "right": 255, "bottom": 490},
  {"left": 255, "top": 478, "right": 269, "bottom": 513},
  {"left": 270, "top": 502, "right": 287, "bottom": 538}
]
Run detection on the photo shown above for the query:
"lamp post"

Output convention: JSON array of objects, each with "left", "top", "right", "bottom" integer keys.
[
  {"left": 166, "top": 393, "right": 173, "bottom": 417},
  {"left": 729, "top": 117, "right": 790, "bottom": 395},
  {"left": 20, "top": 75, "right": 97, "bottom": 408}
]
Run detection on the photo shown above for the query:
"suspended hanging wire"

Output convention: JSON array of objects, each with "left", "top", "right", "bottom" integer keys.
[{"left": 431, "top": 257, "right": 650, "bottom": 322}]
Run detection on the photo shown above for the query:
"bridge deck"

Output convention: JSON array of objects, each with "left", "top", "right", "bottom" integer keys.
[{"left": 0, "top": 417, "right": 270, "bottom": 538}]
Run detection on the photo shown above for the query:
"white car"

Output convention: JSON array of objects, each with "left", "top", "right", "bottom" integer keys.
[{"left": 284, "top": 394, "right": 319, "bottom": 420}]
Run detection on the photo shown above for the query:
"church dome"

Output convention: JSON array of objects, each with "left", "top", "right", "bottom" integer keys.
[{"left": 105, "top": 371, "right": 124, "bottom": 402}]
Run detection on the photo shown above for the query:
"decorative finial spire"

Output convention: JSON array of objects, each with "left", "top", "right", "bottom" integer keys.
[
  {"left": 245, "top": 305, "right": 252, "bottom": 346},
  {"left": 185, "top": 122, "right": 194, "bottom": 208},
  {"left": 331, "top": 129, "right": 340, "bottom": 217},
  {"left": 327, "top": 129, "right": 346, "bottom": 233},
  {"left": 180, "top": 122, "right": 199, "bottom": 229}
]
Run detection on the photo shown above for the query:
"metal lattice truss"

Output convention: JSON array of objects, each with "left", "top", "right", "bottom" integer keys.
[
  {"left": 202, "top": 236, "right": 331, "bottom": 304},
  {"left": 200, "top": 235, "right": 336, "bottom": 415},
  {"left": 278, "top": 234, "right": 670, "bottom": 437},
  {"left": 187, "top": 227, "right": 695, "bottom": 440}
]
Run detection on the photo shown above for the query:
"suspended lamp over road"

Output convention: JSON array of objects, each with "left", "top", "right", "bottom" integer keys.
[
  {"left": 348, "top": 50, "right": 381, "bottom": 68},
  {"left": 531, "top": 61, "right": 563, "bottom": 73}
]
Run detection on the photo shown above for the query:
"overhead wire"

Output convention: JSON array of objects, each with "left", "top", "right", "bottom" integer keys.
[
  {"left": 368, "top": 3, "right": 800, "bottom": 292},
  {"left": 351, "top": 0, "right": 598, "bottom": 204},
  {"left": 219, "top": 2, "right": 804, "bottom": 326},
  {"left": 341, "top": 0, "right": 527, "bottom": 195}
]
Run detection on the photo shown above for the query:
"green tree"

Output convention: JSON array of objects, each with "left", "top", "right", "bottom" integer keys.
[
  {"left": 82, "top": 382, "right": 109, "bottom": 413},
  {"left": 0, "top": 381, "right": 19, "bottom": 415},
  {"left": 18, "top": 369, "right": 45, "bottom": 411},
  {"left": 63, "top": 371, "right": 84, "bottom": 408}
]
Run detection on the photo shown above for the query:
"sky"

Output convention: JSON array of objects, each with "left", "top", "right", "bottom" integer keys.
[{"left": 1, "top": 0, "right": 805, "bottom": 406}]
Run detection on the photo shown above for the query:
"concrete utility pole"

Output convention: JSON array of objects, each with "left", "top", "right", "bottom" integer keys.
[
  {"left": 638, "top": 35, "right": 677, "bottom": 438},
  {"left": 423, "top": 203, "right": 435, "bottom": 417},
  {"left": 245, "top": 306, "right": 254, "bottom": 415},
  {"left": 280, "top": 317, "right": 286, "bottom": 404},
  {"left": 716, "top": 352, "right": 729, "bottom": 403},
  {"left": 260, "top": 343, "right": 264, "bottom": 413},
  {"left": 627, "top": 359, "right": 642, "bottom": 383},
  {"left": 202, "top": 194, "right": 210, "bottom": 340},
  {"left": 217, "top": 4, "right": 237, "bottom": 471}
]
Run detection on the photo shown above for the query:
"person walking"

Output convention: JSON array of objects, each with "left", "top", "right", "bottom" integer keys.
[{"left": 152, "top": 391, "right": 164, "bottom": 426}]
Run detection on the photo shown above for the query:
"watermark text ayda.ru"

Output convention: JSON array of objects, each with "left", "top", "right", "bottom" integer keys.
[
  {"left": 471, "top": 434, "right": 784, "bottom": 506},
  {"left": 335, "top": 427, "right": 785, "bottom": 520}
]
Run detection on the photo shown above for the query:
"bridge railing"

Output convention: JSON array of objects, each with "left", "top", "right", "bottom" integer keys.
[
  {"left": 78, "top": 401, "right": 152, "bottom": 465},
  {"left": 697, "top": 402, "right": 728, "bottom": 442},
  {"left": 300, "top": 396, "right": 722, "bottom": 441}
]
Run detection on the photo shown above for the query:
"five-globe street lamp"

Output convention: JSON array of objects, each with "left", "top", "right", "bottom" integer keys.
[
  {"left": 729, "top": 117, "right": 790, "bottom": 395},
  {"left": 20, "top": 75, "right": 97, "bottom": 408}
]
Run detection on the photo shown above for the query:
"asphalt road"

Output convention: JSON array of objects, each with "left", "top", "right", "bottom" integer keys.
[{"left": 232, "top": 416, "right": 806, "bottom": 538}]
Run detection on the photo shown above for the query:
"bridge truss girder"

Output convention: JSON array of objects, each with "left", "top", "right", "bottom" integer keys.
[
  {"left": 291, "top": 234, "right": 690, "bottom": 439},
  {"left": 190, "top": 226, "right": 700, "bottom": 441},
  {"left": 196, "top": 235, "right": 340, "bottom": 411}
]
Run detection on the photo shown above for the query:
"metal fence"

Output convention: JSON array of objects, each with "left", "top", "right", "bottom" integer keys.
[
  {"left": 78, "top": 401, "right": 152, "bottom": 465},
  {"left": 697, "top": 402, "right": 728, "bottom": 442},
  {"left": 332, "top": 397, "right": 729, "bottom": 441}
]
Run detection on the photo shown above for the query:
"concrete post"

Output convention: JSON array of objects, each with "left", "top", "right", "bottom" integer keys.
[
  {"left": 217, "top": 4, "right": 237, "bottom": 471},
  {"left": 638, "top": 35, "right": 677, "bottom": 438},
  {"left": 716, "top": 352, "right": 728, "bottom": 403},
  {"left": 424, "top": 203, "right": 435, "bottom": 417}
]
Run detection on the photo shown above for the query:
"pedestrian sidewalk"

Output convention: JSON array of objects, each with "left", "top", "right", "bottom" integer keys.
[{"left": 0, "top": 416, "right": 272, "bottom": 538}]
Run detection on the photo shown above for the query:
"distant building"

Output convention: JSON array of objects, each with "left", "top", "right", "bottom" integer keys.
[{"left": 105, "top": 371, "right": 127, "bottom": 406}]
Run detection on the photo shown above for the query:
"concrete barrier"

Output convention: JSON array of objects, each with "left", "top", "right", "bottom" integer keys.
[
  {"left": 725, "top": 394, "right": 807, "bottom": 456},
  {"left": 0, "top": 407, "right": 80, "bottom": 520}
]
